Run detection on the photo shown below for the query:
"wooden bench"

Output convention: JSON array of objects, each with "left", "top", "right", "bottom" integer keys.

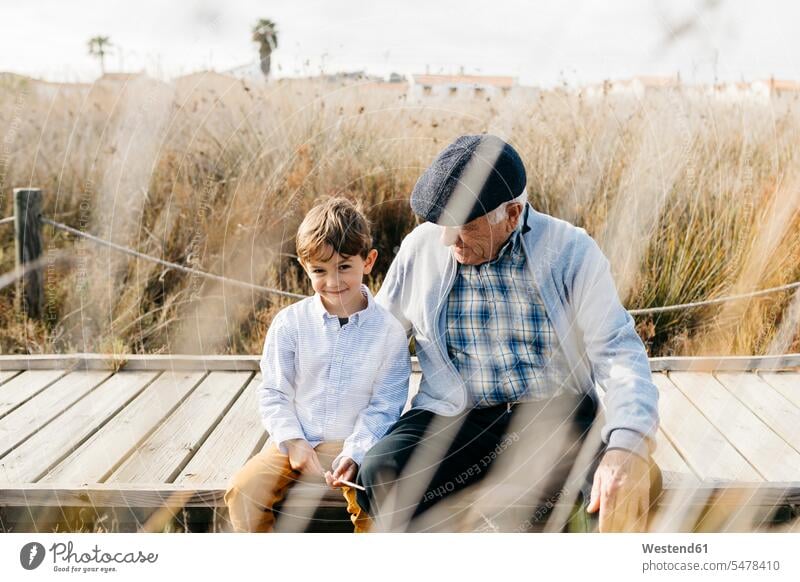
[{"left": 1, "top": 354, "right": 799, "bottom": 532}]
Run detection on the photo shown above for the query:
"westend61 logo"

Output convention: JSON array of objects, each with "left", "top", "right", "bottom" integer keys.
[{"left": 19, "top": 541, "right": 158, "bottom": 574}]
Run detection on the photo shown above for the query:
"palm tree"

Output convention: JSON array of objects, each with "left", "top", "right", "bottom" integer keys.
[
  {"left": 251, "top": 19, "right": 278, "bottom": 79},
  {"left": 87, "top": 36, "right": 113, "bottom": 75}
]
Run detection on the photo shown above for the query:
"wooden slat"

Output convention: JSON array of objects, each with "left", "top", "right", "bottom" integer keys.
[
  {"left": 0, "top": 354, "right": 261, "bottom": 372},
  {"left": 0, "top": 483, "right": 225, "bottom": 507},
  {"left": 649, "top": 354, "right": 800, "bottom": 371},
  {"left": 40, "top": 371, "right": 205, "bottom": 484},
  {"left": 0, "top": 372, "right": 158, "bottom": 483},
  {"left": 759, "top": 371, "right": 800, "bottom": 409},
  {"left": 106, "top": 372, "right": 251, "bottom": 484},
  {"left": 0, "top": 353, "right": 795, "bottom": 372},
  {"left": 669, "top": 372, "right": 800, "bottom": 482},
  {"left": 0, "top": 371, "right": 111, "bottom": 459},
  {"left": 716, "top": 372, "right": 800, "bottom": 457},
  {"left": 651, "top": 431, "right": 700, "bottom": 488},
  {"left": 0, "top": 482, "right": 797, "bottom": 509},
  {"left": 41, "top": 372, "right": 205, "bottom": 485},
  {"left": 653, "top": 374, "right": 761, "bottom": 482},
  {"left": 594, "top": 376, "right": 698, "bottom": 487},
  {"left": 176, "top": 374, "right": 266, "bottom": 485},
  {"left": 0, "top": 354, "right": 423, "bottom": 373},
  {"left": 0, "top": 370, "right": 66, "bottom": 419},
  {"left": 0, "top": 371, "right": 20, "bottom": 386}
]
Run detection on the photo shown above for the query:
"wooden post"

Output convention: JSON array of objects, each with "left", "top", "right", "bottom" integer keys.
[{"left": 13, "top": 188, "right": 44, "bottom": 319}]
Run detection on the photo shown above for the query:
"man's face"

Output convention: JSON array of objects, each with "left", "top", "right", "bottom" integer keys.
[{"left": 439, "top": 203, "right": 522, "bottom": 265}]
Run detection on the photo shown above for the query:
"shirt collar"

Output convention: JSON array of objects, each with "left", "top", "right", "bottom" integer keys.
[{"left": 312, "top": 283, "right": 375, "bottom": 328}]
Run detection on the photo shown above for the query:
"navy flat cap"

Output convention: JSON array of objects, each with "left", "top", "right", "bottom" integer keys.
[{"left": 410, "top": 134, "right": 527, "bottom": 226}]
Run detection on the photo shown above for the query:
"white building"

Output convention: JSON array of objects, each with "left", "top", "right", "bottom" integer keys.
[
  {"left": 408, "top": 73, "right": 516, "bottom": 101},
  {"left": 580, "top": 75, "right": 682, "bottom": 101}
]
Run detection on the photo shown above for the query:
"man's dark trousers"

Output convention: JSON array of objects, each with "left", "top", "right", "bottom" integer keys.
[{"left": 356, "top": 391, "right": 663, "bottom": 531}]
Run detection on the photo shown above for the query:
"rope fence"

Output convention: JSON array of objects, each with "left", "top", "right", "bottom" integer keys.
[
  {"left": 2, "top": 194, "right": 799, "bottom": 317},
  {"left": 41, "top": 218, "right": 307, "bottom": 300},
  {"left": 628, "top": 281, "right": 800, "bottom": 315}
]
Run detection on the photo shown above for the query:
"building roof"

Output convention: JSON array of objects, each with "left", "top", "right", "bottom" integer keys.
[
  {"left": 99, "top": 71, "right": 148, "bottom": 82},
  {"left": 763, "top": 78, "right": 800, "bottom": 92},
  {"left": 411, "top": 74, "right": 515, "bottom": 89}
]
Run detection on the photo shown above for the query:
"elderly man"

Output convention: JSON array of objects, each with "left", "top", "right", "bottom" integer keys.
[{"left": 356, "top": 134, "right": 661, "bottom": 532}]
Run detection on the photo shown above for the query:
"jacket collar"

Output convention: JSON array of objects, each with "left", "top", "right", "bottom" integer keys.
[
  {"left": 521, "top": 201, "right": 531, "bottom": 234},
  {"left": 520, "top": 201, "right": 553, "bottom": 251}
]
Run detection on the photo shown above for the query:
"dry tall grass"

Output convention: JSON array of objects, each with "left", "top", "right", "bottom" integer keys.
[{"left": 1, "top": 71, "right": 799, "bottom": 357}]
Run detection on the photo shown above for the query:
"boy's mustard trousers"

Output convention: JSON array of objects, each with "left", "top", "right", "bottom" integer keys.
[{"left": 224, "top": 440, "right": 371, "bottom": 532}]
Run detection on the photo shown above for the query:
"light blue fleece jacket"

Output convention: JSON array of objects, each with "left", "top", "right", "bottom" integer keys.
[{"left": 374, "top": 202, "right": 660, "bottom": 460}]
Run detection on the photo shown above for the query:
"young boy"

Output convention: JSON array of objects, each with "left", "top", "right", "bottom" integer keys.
[{"left": 224, "top": 196, "right": 411, "bottom": 533}]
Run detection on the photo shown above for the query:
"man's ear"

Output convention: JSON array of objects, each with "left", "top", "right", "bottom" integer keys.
[
  {"left": 506, "top": 202, "right": 523, "bottom": 231},
  {"left": 362, "top": 249, "right": 378, "bottom": 274}
]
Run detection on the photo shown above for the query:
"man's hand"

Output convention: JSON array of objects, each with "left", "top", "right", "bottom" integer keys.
[
  {"left": 586, "top": 449, "right": 651, "bottom": 532},
  {"left": 325, "top": 456, "right": 358, "bottom": 488},
  {"left": 285, "top": 439, "right": 325, "bottom": 477}
]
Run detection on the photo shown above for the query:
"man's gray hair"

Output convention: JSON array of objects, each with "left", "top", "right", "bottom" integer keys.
[{"left": 486, "top": 188, "right": 528, "bottom": 225}]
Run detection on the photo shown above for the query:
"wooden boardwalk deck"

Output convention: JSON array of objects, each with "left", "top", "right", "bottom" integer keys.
[{"left": 0, "top": 354, "right": 798, "bottom": 532}]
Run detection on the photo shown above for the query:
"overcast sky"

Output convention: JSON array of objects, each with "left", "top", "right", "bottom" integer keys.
[{"left": 1, "top": 0, "right": 798, "bottom": 86}]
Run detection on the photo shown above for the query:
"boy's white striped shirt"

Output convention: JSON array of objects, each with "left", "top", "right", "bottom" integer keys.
[{"left": 258, "top": 284, "right": 411, "bottom": 467}]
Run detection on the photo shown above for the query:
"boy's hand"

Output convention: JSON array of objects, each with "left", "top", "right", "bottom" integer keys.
[
  {"left": 285, "top": 439, "right": 325, "bottom": 477},
  {"left": 325, "top": 456, "right": 358, "bottom": 488}
]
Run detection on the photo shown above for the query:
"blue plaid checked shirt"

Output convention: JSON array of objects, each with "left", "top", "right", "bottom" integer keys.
[{"left": 445, "top": 226, "right": 580, "bottom": 407}]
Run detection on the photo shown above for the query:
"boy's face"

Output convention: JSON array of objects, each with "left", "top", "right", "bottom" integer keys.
[{"left": 303, "top": 245, "right": 378, "bottom": 314}]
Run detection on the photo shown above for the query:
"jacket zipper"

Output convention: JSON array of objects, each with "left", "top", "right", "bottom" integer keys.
[
  {"left": 518, "top": 220, "right": 592, "bottom": 392},
  {"left": 432, "top": 249, "right": 468, "bottom": 412}
]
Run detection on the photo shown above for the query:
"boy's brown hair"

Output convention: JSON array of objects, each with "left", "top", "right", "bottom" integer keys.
[{"left": 296, "top": 196, "right": 373, "bottom": 264}]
